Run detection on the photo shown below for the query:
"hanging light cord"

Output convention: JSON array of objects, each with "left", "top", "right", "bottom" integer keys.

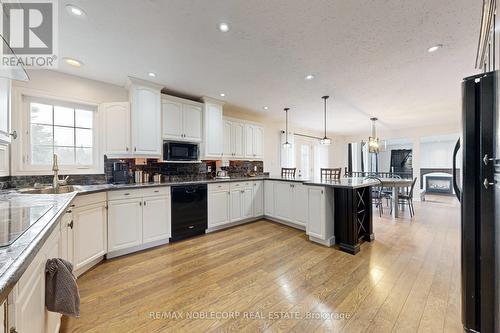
[
  {"left": 284, "top": 108, "right": 290, "bottom": 143},
  {"left": 322, "top": 96, "right": 329, "bottom": 139}
]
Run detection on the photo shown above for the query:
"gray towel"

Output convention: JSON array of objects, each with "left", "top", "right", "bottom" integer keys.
[{"left": 45, "top": 258, "right": 80, "bottom": 317}]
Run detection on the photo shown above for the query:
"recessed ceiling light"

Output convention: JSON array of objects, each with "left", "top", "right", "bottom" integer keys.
[
  {"left": 220, "top": 93, "right": 226, "bottom": 97},
  {"left": 219, "top": 23, "right": 230, "bottom": 32},
  {"left": 263, "top": 106, "right": 269, "bottom": 110},
  {"left": 305, "top": 74, "right": 315, "bottom": 80},
  {"left": 66, "top": 4, "right": 86, "bottom": 17},
  {"left": 148, "top": 72, "right": 156, "bottom": 78},
  {"left": 63, "top": 57, "right": 83, "bottom": 67},
  {"left": 427, "top": 44, "right": 443, "bottom": 53}
]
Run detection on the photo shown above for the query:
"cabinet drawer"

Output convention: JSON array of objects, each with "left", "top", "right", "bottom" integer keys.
[
  {"left": 107, "top": 189, "right": 142, "bottom": 200},
  {"left": 140, "top": 186, "right": 170, "bottom": 197},
  {"left": 230, "top": 181, "right": 252, "bottom": 190},
  {"left": 209, "top": 183, "right": 230, "bottom": 192},
  {"left": 74, "top": 192, "right": 106, "bottom": 207}
]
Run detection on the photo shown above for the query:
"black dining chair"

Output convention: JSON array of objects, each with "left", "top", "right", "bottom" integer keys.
[{"left": 391, "top": 177, "right": 417, "bottom": 217}]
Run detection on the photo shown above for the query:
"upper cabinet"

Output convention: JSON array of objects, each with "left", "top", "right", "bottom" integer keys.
[
  {"left": 245, "top": 124, "right": 264, "bottom": 159},
  {"left": 128, "top": 77, "right": 162, "bottom": 156},
  {"left": 224, "top": 120, "right": 245, "bottom": 158},
  {"left": 0, "top": 78, "right": 12, "bottom": 144},
  {"left": 202, "top": 98, "right": 224, "bottom": 159},
  {"left": 101, "top": 102, "right": 131, "bottom": 157},
  {"left": 162, "top": 94, "right": 202, "bottom": 142}
]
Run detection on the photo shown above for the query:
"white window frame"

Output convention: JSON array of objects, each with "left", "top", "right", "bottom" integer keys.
[{"left": 11, "top": 87, "right": 103, "bottom": 175}]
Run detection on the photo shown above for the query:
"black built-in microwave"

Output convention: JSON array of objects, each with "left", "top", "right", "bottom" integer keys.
[{"left": 163, "top": 141, "right": 199, "bottom": 161}]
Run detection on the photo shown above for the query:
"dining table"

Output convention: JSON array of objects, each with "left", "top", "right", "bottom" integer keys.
[{"left": 378, "top": 178, "right": 414, "bottom": 218}]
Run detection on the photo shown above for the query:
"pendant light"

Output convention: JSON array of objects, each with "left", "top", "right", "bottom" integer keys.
[
  {"left": 283, "top": 107, "right": 292, "bottom": 148},
  {"left": 368, "top": 117, "right": 380, "bottom": 153},
  {"left": 319, "top": 95, "right": 331, "bottom": 145}
]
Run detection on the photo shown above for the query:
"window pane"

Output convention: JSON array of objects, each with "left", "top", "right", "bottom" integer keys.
[
  {"left": 75, "top": 128, "right": 93, "bottom": 147},
  {"left": 54, "top": 106, "right": 74, "bottom": 127},
  {"left": 75, "top": 109, "right": 93, "bottom": 128},
  {"left": 54, "top": 147, "right": 75, "bottom": 165},
  {"left": 54, "top": 126, "right": 74, "bottom": 146},
  {"left": 31, "top": 124, "right": 53, "bottom": 145},
  {"left": 30, "top": 103, "right": 52, "bottom": 125},
  {"left": 31, "top": 145, "right": 53, "bottom": 165},
  {"left": 76, "top": 147, "right": 92, "bottom": 165}
]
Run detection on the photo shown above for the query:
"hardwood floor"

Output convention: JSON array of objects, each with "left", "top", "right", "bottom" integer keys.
[{"left": 61, "top": 198, "right": 462, "bottom": 333}]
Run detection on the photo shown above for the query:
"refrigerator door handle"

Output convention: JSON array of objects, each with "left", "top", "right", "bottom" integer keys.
[{"left": 452, "top": 138, "right": 461, "bottom": 201}]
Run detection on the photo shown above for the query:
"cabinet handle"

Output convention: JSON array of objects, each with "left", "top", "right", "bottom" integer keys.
[
  {"left": 139, "top": 201, "right": 142, "bottom": 206},
  {"left": 154, "top": 190, "right": 159, "bottom": 193},
  {"left": 68, "top": 220, "right": 73, "bottom": 229},
  {"left": 123, "top": 193, "right": 130, "bottom": 196},
  {"left": 9, "top": 131, "right": 17, "bottom": 140},
  {"left": 241, "top": 190, "right": 244, "bottom": 193},
  {"left": 70, "top": 204, "right": 75, "bottom": 207},
  {"left": 144, "top": 201, "right": 147, "bottom": 206},
  {"left": 66, "top": 209, "right": 72, "bottom": 214},
  {"left": 188, "top": 225, "right": 194, "bottom": 229},
  {"left": 126, "top": 147, "right": 129, "bottom": 151},
  {"left": 134, "top": 147, "right": 137, "bottom": 152},
  {"left": 321, "top": 190, "right": 324, "bottom": 194}
]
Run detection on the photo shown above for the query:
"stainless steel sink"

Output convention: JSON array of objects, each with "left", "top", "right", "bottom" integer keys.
[{"left": 18, "top": 185, "right": 78, "bottom": 194}]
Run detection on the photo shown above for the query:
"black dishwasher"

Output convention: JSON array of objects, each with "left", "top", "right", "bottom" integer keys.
[{"left": 170, "top": 184, "right": 207, "bottom": 241}]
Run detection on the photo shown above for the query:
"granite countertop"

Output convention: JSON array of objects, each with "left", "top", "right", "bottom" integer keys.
[
  {"left": 0, "top": 191, "right": 77, "bottom": 303},
  {"left": 265, "top": 176, "right": 380, "bottom": 189}
]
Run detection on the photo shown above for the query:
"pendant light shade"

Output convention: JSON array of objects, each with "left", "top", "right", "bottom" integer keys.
[
  {"left": 283, "top": 107, "right": 292, "bottom": 148},
  {"left": 368, "top": 117, "right": 380, "bottom": 153},
  {"left": 320, "top": 95, "right": 331, "bottom": 145}
]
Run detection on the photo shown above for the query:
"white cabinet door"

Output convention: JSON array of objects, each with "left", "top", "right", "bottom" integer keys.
[
  {"left": 253, "top": 181, "right": 264, "bottom": 216},
  {"left": 253, "top": 126, "right": 264, "bottom": 158},
  {"left": 241, "top": 188, "right": 254, "bottom": 219},
  {"left": 307, "top": 187, "right": 325, "bottom": 239},
  {"left": 73, "top": 202, "right": 107, "bottom": 272},
  {"left": 101, "top": 102, "right": 131, "bottom": 156},
  {"left": 232, "top": 122, "right": 245, "bottom": 158},
  {"left": 60, "top": 211, "right": 73, "bottom": 265},
  {"left": 142, "top": 195, "right": 171, "bottom": 243},
  {"left": 245, "top": 124, "right": 254, "bottom": 157},
  {"left": 204, "top": 103, "right": 224, "bottom": 158},
  {"left": 0, "top": 144, "right": 9, "bottom": 177},
  {"left": 292, "top": 184, "right": 308, "bottom": 226},
  {"left": 223, "top": 120, "right": 232, "bottom": 157},
  {"left": 274, "top": 182, "right": 293, "bottom": 221},
  {"left": 131, "top": 85, "right": 161, "bottom": 156},
  {"left": 13, "top": 256, "right": 45, "bottom": 333},
  {"left": 182, "top": 104, "right": 202, "bottom": 142},
  {"left": 45, "top": 230, "right": 62, "bottom": 333},
  {"left": 108, "top": 198, "right": 143, "bottom": 252},
  {"left": 230, "top": 190, "right": 242, "bottom": 222},
  {"left": 264, "top": 181, "right": 275, "bottom": 217},
  {"left": 162, "top": 100, "right": 183, "bottom": 140},
  {"left": 0, "top": 78, "right": 11, "bottom": 144},
  {"left": 208, "top": 190, "right": 230, "bottom": 227}
]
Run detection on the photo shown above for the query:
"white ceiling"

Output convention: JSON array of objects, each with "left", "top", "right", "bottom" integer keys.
[{"left": 57, "top": 0, "right": 481, "bottom": 135}]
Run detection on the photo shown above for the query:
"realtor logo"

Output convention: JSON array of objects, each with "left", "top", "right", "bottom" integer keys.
[{"left": 0, "top": 0, "right": 58, "bottom": 68}]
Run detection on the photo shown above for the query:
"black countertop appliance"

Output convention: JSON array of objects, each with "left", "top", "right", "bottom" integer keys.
[
  {"left": 456, "top": 70, "right": 499, "bottom": 333},
  {"left": 112, "top": 162, "right": 128, "bottom": 184},
  {"left": 170, "top": 184, "right": 207, "bottom": 241}
]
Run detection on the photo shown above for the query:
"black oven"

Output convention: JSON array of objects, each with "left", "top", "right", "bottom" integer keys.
[{"left": 163, "top": 141, "right": 199, "bottom": 161}]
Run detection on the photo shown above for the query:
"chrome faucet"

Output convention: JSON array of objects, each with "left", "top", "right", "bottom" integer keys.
[{"left": 52, "top": 154, "right": 69, "bottom": 189}]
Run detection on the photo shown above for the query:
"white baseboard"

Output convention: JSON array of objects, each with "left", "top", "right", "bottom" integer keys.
[
  {"left": 264, "top": 216, "right": 306, "bottom": 231},
  {"left": 207, "top": 216, "right": 264, "bottom": 233},
  {"left": 106, "top": 238, "right": 170, "bottom": 259},
  {"left": 308, "top": 235, "right": 335, "bottom": 247}
]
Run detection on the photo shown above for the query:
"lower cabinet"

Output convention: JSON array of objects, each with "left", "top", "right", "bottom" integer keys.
[
  {"left": 208, "top": 181, "right": 262, "bottom": 229},
  {"left": 264, "top": 180, "right": 275, "bottom": 216},
  {"left": 71, "top": 193, "right": 107, "bottom": 275},
  {"left": 272, "top": 181, "right": 308, "bottom": 227},
  {"left": 107, "top": 188, "right": 171, "bottom": 257},
  {"left": 306, "top": 186, "right": 335, "bottom": 246}
]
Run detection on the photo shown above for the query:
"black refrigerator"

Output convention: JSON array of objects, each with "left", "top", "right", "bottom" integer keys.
[{"left": 454, "top": 70, "right": 499, "bottom": 333}]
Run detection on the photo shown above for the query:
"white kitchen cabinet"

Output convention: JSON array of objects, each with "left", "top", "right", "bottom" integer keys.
[
  {"left": 203, "top": 99, "right": 224, "bottom": 158},
  {"left": 162, "top": 95, "right": 202, "bottom": 142},
  {"left": 223, "top": 120, "right": 245, "bottom": 158},
  {"left": 107, "top": 198, "right": 143, "bottom": 252},
  {"left": 142, "top": 195, "right": 171, "bottom": 243},
  {"left": 101, "top": 102, "right": 131, "bottom": 157},
  {"left": 208, "top": 185, "right": 231, "bottom": 227},
  {"left": 45, "top": 229, "right": 62, "bottom": 333},
  {"left": 264, "top": 180, "right": 275, "bottom": 217},
  {"left": 230, "top": 189, "right": 243, "bottom": 222},
  {"left": 0, "top": 144, "right": 9, "bottom": 177},
  {"left": 292, "top": 183, "right": 308, "bottom": 226},
  {"left": 0, "top": 78, "right": 11, "bottom": 144},
  {"left": 306, "top": 186, "right": 335, "bottom": 246},
  {"left": 253, "top": 181, "right": 264, "bottom": 216},
  {"left": 274, "top": 182, "right": 293, "bottom": 221},
  {"left": 128, "top": 77, "right": 162, "bottom": 156},
  {"left": 60, "top": 210, "right": 73, "bottom": 265},
  {"left": 245, "top": 124, "right": 264, "bottom": 159},
  {"left": 72, "top": 198, "right": 107, "bottom": 273},
  {"left": 107, "top": 188, "right": 171, "bottom": 257},
  {"left": 242, "top": 188, "right": 254, "bottom": 219}
]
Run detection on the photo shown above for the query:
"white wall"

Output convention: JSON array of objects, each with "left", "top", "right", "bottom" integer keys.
[{"left": 420, "top": 139, "right": 460, "bottom": 168}]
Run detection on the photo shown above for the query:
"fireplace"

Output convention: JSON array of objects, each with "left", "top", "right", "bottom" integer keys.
[{"left": 425, "top": 175, "right": 453, "bottom": 194}]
